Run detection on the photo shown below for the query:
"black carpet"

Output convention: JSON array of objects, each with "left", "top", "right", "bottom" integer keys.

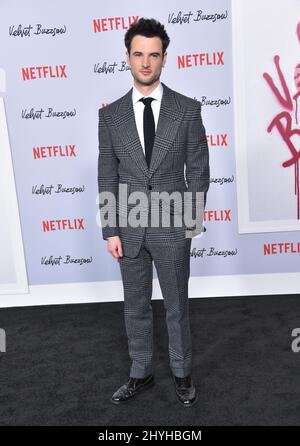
[{"left": 0, "top": 294, "right": 300, "bottom": 426}]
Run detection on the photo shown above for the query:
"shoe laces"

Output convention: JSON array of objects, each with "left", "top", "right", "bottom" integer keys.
[
  {"left": 175, "top": 376, "right": 191, "bottom": 388},
  {"left": 128, "top": 377, "right": 137, "bottom": 388}
]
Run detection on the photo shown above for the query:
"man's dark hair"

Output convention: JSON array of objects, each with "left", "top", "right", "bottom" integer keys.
[{"left": 124, "top": 18, "right": 170, "bottom": 55}]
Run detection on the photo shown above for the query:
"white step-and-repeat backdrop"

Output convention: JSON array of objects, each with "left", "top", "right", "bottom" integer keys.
[{"left": 0, "top": 0, "right": 299, "bottom": 307}]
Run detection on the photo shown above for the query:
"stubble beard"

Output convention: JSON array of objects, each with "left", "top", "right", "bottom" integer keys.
[{"left": 132, "top": 70, "right": 161, "bottom": 87}]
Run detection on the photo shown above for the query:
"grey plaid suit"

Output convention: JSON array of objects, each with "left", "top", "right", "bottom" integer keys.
[{"left": 98, "top": 82, "right": 209, "bottom": 378}]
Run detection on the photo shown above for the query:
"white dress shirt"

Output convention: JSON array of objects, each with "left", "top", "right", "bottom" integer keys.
[{"left": 132, "top": 82, "right": 163, "bottom": 154}]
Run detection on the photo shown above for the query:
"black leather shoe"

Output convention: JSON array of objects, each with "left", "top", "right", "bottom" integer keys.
[
  {"left": 110, "top": 374, "right": 154, "bottom": 404},
  {"left": 172, "top": 373, "right": 198, "bottom": 407}
]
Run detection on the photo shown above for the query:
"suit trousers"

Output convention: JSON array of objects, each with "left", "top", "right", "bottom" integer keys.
[{"left": 119, "top": 227, "right": 193, "bottom": 379}]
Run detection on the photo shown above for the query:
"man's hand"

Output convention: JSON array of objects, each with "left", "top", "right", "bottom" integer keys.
[{"left": 107, "top": 236, "right": 123, "bottom": 262}]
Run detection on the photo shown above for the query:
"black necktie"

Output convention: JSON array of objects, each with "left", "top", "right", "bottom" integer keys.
[{"left": 139, "top": 97, "right": 155, "bottom": 168}]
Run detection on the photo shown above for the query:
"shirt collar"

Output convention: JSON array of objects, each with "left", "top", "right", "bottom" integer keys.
[{"left": 132, "top": 81, "right": 163, "bottom": 104}]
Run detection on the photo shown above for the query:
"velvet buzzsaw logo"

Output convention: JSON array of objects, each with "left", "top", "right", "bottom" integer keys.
[
  {"left": 97, "top": 185, "right": 205, "bottom": 238},
  {"left": 263, "top": 23, "right": 300, "bottom": 219}
]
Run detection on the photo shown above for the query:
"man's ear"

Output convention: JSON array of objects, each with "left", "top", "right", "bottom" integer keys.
[
  {"left": 163, "top": 51, "right": 167, "bottom": 67},
  {"left": 125, "top": 51, "right": 130, "bottom": 65}
]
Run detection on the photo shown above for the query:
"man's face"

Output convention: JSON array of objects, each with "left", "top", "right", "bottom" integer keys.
[{"left": 126, "top": 35, "right": 167, "bottom": 87}]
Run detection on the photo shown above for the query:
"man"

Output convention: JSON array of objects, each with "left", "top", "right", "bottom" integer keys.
[{"left": 98, "top": 18, "right": 210, "bottom": 407}]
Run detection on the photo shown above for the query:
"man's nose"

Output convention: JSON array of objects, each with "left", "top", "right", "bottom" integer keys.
[{"left": 142, "top": 57, "right": 150, "bottom": 67}]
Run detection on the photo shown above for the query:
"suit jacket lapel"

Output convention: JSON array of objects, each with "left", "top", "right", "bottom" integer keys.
[
  {"left": 111, "top": 87, "right": 149, "bottom": 177},
  {"left": 149, "top": 82, "right": 184, "bottom": 178},
  {"left": 111, "top": 81, "right": 184, "bottom": 179}
]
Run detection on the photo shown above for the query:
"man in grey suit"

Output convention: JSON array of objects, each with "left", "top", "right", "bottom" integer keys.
[{"left": 98, "top": 18, "right": 210, "bottom": 407}]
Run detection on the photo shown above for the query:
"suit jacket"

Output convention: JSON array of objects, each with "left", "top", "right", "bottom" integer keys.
[{"left": 98, "top": 81, "right": 210, "bottom": 258}]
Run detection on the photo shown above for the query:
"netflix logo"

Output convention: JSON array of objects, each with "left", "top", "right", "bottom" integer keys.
[
  {"left": 33, "top": 145, "right": 76, "bottom": 159},
  {"left": 207, "top": 133, "right": 228, "bottom": 148},
  {"left": 22, "top": 65, "right": 67, "bottom": 81},
  {"left": 93, "top": 16, "right": 139, "bottom": 32},
  {"left": 264, "top": 242, "right": 300, "bottom": 255},
  {"left": 203, "top": 210, "right": 232, "bottom": 222},
  {"left": 42, "top": 218, "right": 85, "bottom": 232},
  {"left": 178, "top": 52, "right": 224, "bottom": 69}
]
